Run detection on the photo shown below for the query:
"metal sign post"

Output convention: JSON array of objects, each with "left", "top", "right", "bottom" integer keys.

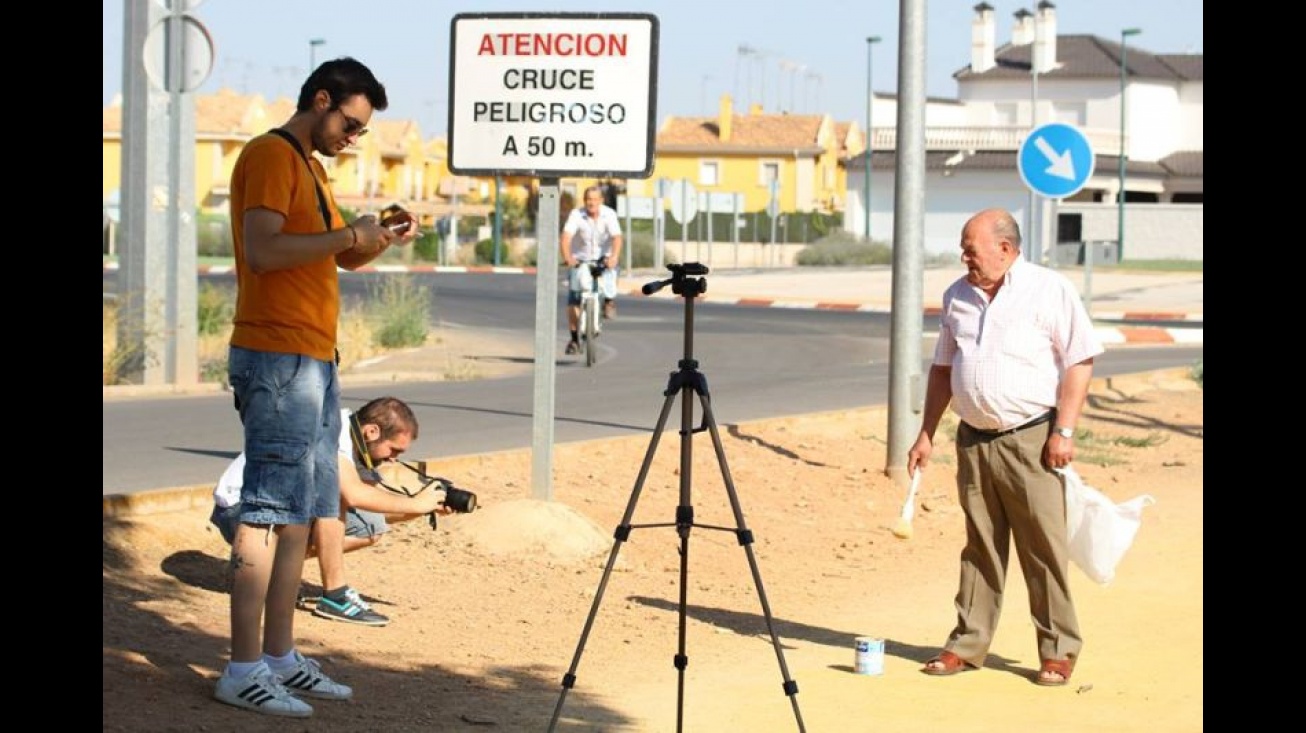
[
  {"left": 118, "top": 0, "right": 213, "bottom": 386},
  {"left": 448, "top": 12, "right": 659, "bottom": 500},
  {"left": 1018, "top": 122, "right": 1097, "bottom": 305}
]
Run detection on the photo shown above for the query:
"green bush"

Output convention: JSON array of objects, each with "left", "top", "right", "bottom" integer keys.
[
  {"left": 1190, "top": 358, "right": 1203, "bottom": 388},
  {"left": 795, "top": 233, "right": 892, "bottom": 265},
  {"left": 368, "top": 275, "right": 430, "bottom": 348},
  {"left": 196, "top": 213, "right": 232, "bottom": 257},
  {"left": 197, "top": 282, "right": 234, "bottom": 336},
  {"left": 413, "top": 231, "right": 441, "bottom": 262},
  {"left": 474, "top": 237, "right": 518, "bottom": 265},
  {"left": 630, "top": 234, "right": 676, "bottom": 268}
]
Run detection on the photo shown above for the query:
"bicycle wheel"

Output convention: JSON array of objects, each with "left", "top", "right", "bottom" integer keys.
[{"left": 583, "top": 294, "right": 598, "bottom": 367}]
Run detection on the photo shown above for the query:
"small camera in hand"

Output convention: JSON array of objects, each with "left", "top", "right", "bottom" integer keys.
[
  {"left": 379, "top": 204, "right": 415, "bottom": 235},
  {"left": 381, "top": 213, "right": 413, "bottom": 235}
]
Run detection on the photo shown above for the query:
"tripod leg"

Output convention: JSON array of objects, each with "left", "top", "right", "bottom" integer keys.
[
  {"left": 695, "top": 391, "right": 808, "bottom": 733},
  {"left": 548, "top": 386, "right": 682, "bottom": 732}
]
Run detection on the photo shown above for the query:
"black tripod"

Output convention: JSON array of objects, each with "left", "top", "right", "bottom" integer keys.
[{"left": 547, "top": 263, "right": 806, "bottom": 733}]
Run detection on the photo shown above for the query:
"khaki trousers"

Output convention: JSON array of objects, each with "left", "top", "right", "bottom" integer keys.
[{"left": 942, "top": 420, "right": 1082, "bottom": 667}]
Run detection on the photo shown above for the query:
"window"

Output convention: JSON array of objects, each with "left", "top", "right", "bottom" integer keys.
[
  {"left": 1052, "top": 102, "right": 1086, "bottom": 127},
  {"left": 760, "top": 161, "right": 780, "bottom": 187},
  {"left": 699, "top": 160, "right": 719, "bottom": 187},
  {"left": 1056, "top": 213, "right": 1082, "bottom": 243},
  {"left": 994, "top": 103, "right": 1018, "bottom": 126}
]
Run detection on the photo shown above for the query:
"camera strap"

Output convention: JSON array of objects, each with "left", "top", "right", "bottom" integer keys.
[
  {"left": 347, "top": 412, "right": 375, "bottom": 472},
  {"left": 267, "top": 128, "right": 334, "bottom": 232},
  {"left": 269, "top": 129, "right": 345, "bottom": 368}
]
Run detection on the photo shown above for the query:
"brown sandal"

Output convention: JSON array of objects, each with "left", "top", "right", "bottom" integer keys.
[
  {"left": 922, "top": 650, "right": 978, "bottom": 676},
  {"left": 1036, "top": 658, "right": 1075, "bottom": 686}
]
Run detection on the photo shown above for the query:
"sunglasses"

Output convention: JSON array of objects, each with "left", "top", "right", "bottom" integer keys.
[{"left": 332, "top": 107, "right": 368, "bottom": 138}]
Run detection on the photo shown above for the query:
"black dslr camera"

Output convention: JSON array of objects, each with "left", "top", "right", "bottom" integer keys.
[
  {"left": 420, "top": 474, "right": 477, "bottom": 530},
  {"left": 369, "top": 460, "right": 479, "bottom": 530},
  {"left": 428, "top": 476, "right": 478, "bottom": 514}
]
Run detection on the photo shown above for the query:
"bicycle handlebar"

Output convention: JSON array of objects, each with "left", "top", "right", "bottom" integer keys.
[{"left": 572, "top": 260, "right": 609, "bottom": 276}]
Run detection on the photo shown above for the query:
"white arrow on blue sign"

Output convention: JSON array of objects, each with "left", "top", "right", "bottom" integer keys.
[{"left": 1018, "top": 122, "right": 1096, "bottom": 199}]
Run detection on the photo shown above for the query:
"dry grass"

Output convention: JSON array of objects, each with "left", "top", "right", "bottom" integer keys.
[
  {"left": 102, "top": 296, "right": 151, "bottom": 385},
  {"left": 103, "top": 299, "right": 455, "bottom": 385},
  {"left": 334, "top": 305, "right": 386, "bottom": 370}
]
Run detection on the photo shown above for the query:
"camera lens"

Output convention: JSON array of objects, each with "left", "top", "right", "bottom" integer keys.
[{"left": 445, "top": 487, "right": 478, "bottom": 513}]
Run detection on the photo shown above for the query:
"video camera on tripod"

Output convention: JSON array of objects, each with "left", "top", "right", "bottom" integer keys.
[{"left": 641, "top": 262, "right": 708, "bottom": 297}]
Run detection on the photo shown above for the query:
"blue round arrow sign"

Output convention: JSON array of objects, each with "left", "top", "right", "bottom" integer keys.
[{"left": 1018, "top": 122, "right": 1096, "bottom": 199}]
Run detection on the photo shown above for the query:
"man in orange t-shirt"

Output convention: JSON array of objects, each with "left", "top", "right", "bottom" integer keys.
[{"left": 214, "top": 57, "right": 418, "bottom": 719}]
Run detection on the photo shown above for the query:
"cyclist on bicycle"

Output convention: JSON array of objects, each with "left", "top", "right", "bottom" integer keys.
[{"left": 560, "top": 184, "right": 624, "bottom": 355}]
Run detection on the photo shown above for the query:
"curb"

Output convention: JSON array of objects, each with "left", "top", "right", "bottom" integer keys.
[
  {"left": 104, "top": 262, "right": 537, "bottom": 276},
  {"left": 105, "top": 262, "right": 1201, "bottom": 345},
  {"left": 103, "top": 484, "right": 215, "bottom": 519},
  {"left": 638, "top": 291, "right": 1202, "bottom": 345}
]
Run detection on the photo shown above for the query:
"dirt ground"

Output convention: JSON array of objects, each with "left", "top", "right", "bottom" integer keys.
[{"left": 103, "top": 359, "right": 1203, "bottom": 732}]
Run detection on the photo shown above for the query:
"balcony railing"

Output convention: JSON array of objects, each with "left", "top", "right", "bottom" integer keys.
[{"left": 868, "top": 126, "right": 1125, "bottom": 156}]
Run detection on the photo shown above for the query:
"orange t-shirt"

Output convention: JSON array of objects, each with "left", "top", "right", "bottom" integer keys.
[{"left": 228, "top": 132, "right": 345, "bottom": 363}]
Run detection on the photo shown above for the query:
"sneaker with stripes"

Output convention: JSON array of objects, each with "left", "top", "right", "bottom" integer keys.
[
  {"left": 312, "top": 586, "right": 390, "bottom": 627},
  {"left": 213, "top": 661, "right": 313, "bottom": 717},
  {"left": 271, "top": 650, "right": 352, "bottom": 701}
]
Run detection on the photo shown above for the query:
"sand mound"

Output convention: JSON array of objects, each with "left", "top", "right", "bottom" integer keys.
[{"left": 452, "top": 498, "right": 612, "bottom": 563}]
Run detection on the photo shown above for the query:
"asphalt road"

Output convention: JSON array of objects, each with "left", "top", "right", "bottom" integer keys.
[{"left": 103, "top": 271, "right": 1202, "bottom": 496}]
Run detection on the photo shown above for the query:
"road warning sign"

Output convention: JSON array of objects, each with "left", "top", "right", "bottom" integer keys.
[{"left": 448, "top": 13, "right": 659, "bottom": 178}]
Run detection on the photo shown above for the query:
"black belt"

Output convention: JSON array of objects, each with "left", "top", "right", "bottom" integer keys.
[{"left": 963, "top": 410, "right": 1055, "bottom": 438}]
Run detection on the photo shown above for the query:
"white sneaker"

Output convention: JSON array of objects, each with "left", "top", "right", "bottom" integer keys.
[
  {"left": 272, "top": 650, "right": 353, "bottom": 701},
  {"left": 214, "top": 661, "right": 313, "bottom": 717}
]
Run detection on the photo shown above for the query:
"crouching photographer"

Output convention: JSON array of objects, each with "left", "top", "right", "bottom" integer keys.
[{"left": 211, "top": 396, "right": 473, "bottom": 627}]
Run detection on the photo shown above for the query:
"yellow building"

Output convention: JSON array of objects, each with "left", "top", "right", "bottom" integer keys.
[
  {"left": 103, "top": 89, "right": 296, "bottom": 214},
  {"left": 103, "top": 90, "right": 865, "bottom": 230},
  {"left": 102, "top": 89, "right": 474, "bottom": 225},
  {"left": 644, "top": 95, "right": 864, "bottom": 214}
]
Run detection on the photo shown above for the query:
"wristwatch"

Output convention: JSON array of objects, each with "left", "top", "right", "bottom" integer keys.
[{"left": 1054, "top": 426, "right": 1075, "bottom": 439}]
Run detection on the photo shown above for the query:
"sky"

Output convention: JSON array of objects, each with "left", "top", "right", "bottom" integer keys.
[{"left": 102, "top": 0, "right": 1202, "bottom": 138}]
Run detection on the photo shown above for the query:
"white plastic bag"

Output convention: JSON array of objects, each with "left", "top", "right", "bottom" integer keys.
[{"left": 1057, "top": 465, "right": 1156, "bottom": 585}]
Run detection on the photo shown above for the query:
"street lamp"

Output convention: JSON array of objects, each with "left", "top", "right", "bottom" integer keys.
[
  {"left": 309, "top": 38, "right": 326, "bottom": 71},
  {"left": 864, "top": 35, "right": 881, "bottom": 241},
  {"left": 1118, "top": 27, "right": 1141, "bottom": 262}
]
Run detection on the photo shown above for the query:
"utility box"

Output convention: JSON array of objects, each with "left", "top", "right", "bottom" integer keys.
[
  {"left": 1083, "top": 240, "right": 1119, "bottom": 265},
  {"left": 1054, "top": 240, "right": 1119, "bottom": 266}
]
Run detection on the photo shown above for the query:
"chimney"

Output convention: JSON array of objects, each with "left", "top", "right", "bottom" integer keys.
[
  {"left": 1011, "top": 9, "right": 1035, "bottom": 45},
  {"left": 971, "top": 3, "right": 997, "bottom": 74},
  {"left": 1033, "top": 1, "right": 1058, "bottom": 73},
  {"left": 718, "top": 94, "right": 733, "bottom": 142}
]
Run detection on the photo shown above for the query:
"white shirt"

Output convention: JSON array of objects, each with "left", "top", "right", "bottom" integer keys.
[
  {"left": 214, "top": 408, "right": 355, "bottom": 507},
  {"left": 933, "top": 258, "right": 1104, "bottom": 431},
  {"left": 562, "top": 205, "right": 622, "bottom": 262}
]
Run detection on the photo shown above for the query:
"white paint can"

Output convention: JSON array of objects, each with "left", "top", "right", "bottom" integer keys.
[{"left": 854, "top": 636, "right": 885, "bottom": 675}]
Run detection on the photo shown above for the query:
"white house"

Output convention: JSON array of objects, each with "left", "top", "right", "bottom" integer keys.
[{"left": 845, "top": 1, "right": 1203, "bottom": 262}]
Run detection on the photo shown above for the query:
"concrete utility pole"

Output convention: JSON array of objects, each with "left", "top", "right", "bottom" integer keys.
[
  {"left": 885, "top": 0, "right": 927, "bottom": 485},
  {"left": 117, "top": 0, "right": 203, "bottom": 386},
  {"left": 530, "top": 180, "right": 562, "bottom": 500}
]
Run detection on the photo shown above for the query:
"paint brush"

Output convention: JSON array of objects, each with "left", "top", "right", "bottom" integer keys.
[{"left": 892, "top": 468, "right": 922, "bottom": 539}]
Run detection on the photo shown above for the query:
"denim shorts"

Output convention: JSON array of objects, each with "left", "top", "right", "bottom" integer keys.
[
  {"left": 227, "top": 346, "right": 341, "bottom": 527},
  {"left": 567, "top": 264, "right": 618, "bottom": 305},
  {"left": 210, "top": 503, "right": 387, "bottom": 545}
]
